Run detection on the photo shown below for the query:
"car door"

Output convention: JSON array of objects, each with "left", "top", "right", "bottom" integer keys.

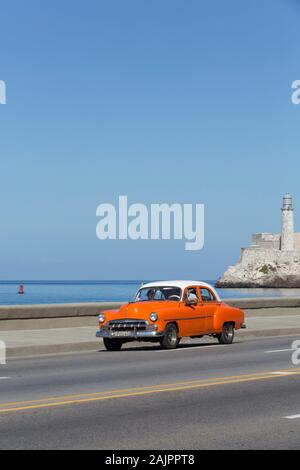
[
  {"left": 179, "top": 286, "right": 207, "bottom": 336},
  {"left": 199, "top": 287, "right": 219, "bottom": 332}
]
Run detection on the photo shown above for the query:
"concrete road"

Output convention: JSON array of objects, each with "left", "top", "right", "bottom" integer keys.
[{"left": 1, "top": 335, "right": 300, "bottom": 449}]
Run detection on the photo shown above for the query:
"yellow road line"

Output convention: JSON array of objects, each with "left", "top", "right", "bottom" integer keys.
[
  {"left": 2, "top": 368, "right": 299, "bottom": 408},
  {"left": 1, "top": 368, "right": 300, "bottom": 414},
  {"left": 0, "top": 370, "right": 286, "bottom": 407}
]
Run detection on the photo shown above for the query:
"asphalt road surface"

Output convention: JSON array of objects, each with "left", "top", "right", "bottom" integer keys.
[{"left": 1, "top": 335, "right": 300, "bottom": 449}]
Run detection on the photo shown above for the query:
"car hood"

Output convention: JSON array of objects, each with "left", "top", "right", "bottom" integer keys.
[{"left": 106, "top": 301, "right": 170, "bottom": 320}]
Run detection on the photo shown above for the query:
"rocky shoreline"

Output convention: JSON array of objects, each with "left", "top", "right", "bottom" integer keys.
[
  {"left": 216, "top": 260, "right": 300, "bottom": 288},
  {"left": 216, "top": 276, "right": 300, "bottom": 288}
]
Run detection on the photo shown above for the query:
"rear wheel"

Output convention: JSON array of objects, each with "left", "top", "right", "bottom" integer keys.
[
  {"left": 217, "top": 323, "right": 234, "bottom": 344},
  {"left": 103, "top": 338, "right": 123, "bottom": 351},
  {"left": 160, "top": 323, "right": 179, "bottom": 350}
]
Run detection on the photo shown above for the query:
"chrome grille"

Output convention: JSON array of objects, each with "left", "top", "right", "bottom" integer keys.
[{"left": 107, "top": 319, "right": 148, "bottom": 331}]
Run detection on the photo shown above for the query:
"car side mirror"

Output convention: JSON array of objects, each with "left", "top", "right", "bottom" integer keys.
[{"left": 186, "top": 294, "right": 198, "bottom": 306}]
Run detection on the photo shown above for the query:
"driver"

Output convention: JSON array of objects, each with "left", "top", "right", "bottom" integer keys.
[
  {"left": 147, "top": 289, "right": 156, "bottom": 301},
  {"left": 186, "top": 288, "right": 198, "bottom": 303}
]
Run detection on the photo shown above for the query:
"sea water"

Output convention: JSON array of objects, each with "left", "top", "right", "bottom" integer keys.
[{"left": 0, "top": 281, "right": 300, "bottom": 305}]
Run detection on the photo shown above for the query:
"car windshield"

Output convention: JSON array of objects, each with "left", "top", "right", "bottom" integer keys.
[{"left": 134, "top": 286, "right": 182, "bottom": 302}]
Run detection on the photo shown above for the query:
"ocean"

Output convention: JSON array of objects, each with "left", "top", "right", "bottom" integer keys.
[{"left": 0, "top": 281, "right": 300, "bottom": 306}]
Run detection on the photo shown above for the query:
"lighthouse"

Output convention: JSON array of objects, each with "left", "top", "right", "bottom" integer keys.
[{"left": 281, "top": 193, "right": 294, "bottom": 251}]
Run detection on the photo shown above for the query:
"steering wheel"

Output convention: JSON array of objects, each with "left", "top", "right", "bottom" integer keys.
[{"left": 168, "top": 295, "right": 180, "bottom": 301}]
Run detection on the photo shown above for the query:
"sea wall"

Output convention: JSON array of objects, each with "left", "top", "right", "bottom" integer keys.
[
  {"left": 0, "top": 302, "right": 123, "bottom": 330},
  {"left": 0, "top": 302, "right": 123, "bottom": 321}
]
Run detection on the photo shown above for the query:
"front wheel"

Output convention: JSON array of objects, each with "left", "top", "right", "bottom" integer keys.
[
  {"left": 217, "top": 323, "right": 235, "bottom": 344},
  {"left": 160, "top": 323, "right": 179, "bottom": 350},
  {"left": 103, "top": 337, "right": 123, "bottom": 351}
]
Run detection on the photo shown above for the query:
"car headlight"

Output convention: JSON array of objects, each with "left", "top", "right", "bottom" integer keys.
[
  {"left": 150, "top": 312, "right": 158, "bottom": 322},
  {"left": 98, "top": 313, "right": 106, "bottom": 324}
]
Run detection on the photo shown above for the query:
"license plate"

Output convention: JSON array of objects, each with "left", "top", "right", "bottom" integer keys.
[{"left": 111, "top": 330, "right": 132, "bottom": 337}]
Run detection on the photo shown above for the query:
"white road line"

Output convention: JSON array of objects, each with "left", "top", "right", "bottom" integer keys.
[
  {"left": 265, "top": 349, "right": 294, "bottom": 354},
  {"left": 0, "top": 377, "right": 9, "bottom": 380},
  {"left": 284, "top": 414, "right": 300, "bottom": 420},
  {"left": 270, "top": 371, "right": 294, "bottom": 376}
]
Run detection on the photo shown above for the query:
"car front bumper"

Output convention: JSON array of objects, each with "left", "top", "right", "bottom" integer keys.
[{"left": 96, "top": 325, "right": 164, "bottom": 340}]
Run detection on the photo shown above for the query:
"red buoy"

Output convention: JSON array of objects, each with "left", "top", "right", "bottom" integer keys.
[{"left": 18, "top": 284, "right": 24, "bottom": 295}]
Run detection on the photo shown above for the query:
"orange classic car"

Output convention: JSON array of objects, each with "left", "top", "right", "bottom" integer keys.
[{"left": 96, "top": 281, "right": 246, "bottom": 351}]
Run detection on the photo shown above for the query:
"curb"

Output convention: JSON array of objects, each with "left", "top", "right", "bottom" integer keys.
[
  {"left": 236, "top": 328, "right": 300, "bottom": 340},
  {"left": 6, "top": 341, "right": 101, "bottom": 358}
]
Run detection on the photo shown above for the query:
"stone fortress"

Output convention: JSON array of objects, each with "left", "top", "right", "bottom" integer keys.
[{"left": 216, "top": 194, "right": 300, "bottom": 287}]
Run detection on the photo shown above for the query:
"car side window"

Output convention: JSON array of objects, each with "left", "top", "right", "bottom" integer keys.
[
  {"left": 184, "top": 287, "right": 200, "bottom": 301},
  {"left": 200, "top": 288, "right": 216, "bottom": 302}
]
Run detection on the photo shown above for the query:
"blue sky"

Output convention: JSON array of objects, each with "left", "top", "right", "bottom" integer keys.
[{"left": 0, "top": 0, "right": 299, "bottom": 280}]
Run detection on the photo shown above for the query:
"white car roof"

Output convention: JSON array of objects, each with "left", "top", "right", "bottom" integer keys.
[{"left": 140, "top": 280, "right": 221, "bottom": 301}]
